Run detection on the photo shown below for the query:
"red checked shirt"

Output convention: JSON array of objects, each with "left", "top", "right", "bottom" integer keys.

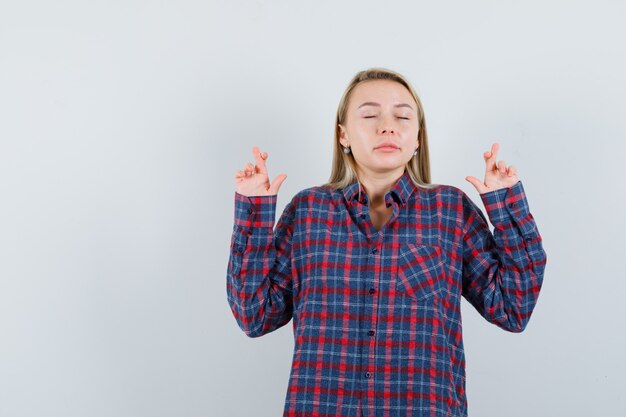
[{"left": 226, "top": 168, "right": 547, "bottom": 417}]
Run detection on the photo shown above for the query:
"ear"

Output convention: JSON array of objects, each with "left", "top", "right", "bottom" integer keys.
[{"left": 338, "top": 124, "right": 348, "bottom": 146}]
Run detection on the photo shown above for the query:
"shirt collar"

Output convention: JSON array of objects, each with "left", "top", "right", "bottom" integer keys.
[
  {"left": 341, "top": 180, "right": 367, "bottom": 205},
  {"left": 389, "top": 169, "right": 417, "bottom": 207},
  {"left": 341, "top": 169, "right": 416, "bottom": 208}
]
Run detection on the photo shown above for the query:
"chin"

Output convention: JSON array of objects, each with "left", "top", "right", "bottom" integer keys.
[
  {"left": 364, "top": 162, "right": 407, "bottom": 174},
  {"left": 356, "top": 155, "right": 407, "bottom": 170},
  {"left": 378, "top": 158, "right": 408, "bottom": 167}
]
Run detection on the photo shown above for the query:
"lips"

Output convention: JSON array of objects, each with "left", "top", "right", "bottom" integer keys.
[{"left": 374, "top": 142, "right": 399, "bottom": 150}]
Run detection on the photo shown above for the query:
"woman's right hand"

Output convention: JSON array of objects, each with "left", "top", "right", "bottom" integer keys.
[{"left": 234, "top": 146, "right": 287, "bottom": 197}]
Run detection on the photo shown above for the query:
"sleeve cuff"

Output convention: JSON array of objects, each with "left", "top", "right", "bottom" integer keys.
[
  {"left": 234, "top": 192, "right": 278, "bottom": 231},
  {"left": 479, "top": 181, "right": 538, "bottom": 238}
]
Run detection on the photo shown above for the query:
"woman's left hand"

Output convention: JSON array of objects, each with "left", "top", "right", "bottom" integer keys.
[{"left": 465, "top": 143, "right": 519, "bottom": 194}]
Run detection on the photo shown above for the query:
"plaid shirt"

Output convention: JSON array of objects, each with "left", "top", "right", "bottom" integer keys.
[{"left": 227, "top": 169, "right": 546, "bottom": 417}]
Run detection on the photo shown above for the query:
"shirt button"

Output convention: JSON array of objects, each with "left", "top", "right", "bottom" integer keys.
[
  {"left": 369, "top": 288, "right": 375, "bottom": 295},
  {"left": 368, "top": 330, "right": 375, "bottom": 336},
  {"left": 237, "top": 246, "right": 244, "bottom": 254},
  {"left": 247, "top": 207, "right": 253, "bottom": 214},
  {"left": 371, "top": 248, "right": 378, "bottom": 254},
  {"left": 360, "top": 213, "right": 366, "bottom": 219},
  {"left": 508, "top": 203, "right": 516, "bottom": 209},
  {"left": 365, "top": 372, "right": 372, "bottom": 378}
]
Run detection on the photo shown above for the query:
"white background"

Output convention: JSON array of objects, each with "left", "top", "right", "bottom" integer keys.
[{"left": 1, "top": 1, "right": 625, "bottom": 416}]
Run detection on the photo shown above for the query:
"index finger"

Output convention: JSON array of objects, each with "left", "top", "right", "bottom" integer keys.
[
  {"left": 485, "top": 142, "right": 499, "bottom": 171},
  {"left": 252, "top": 146, "right": 268, "bottom": 174}
]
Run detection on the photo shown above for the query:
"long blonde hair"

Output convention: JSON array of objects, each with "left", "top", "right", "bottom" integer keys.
[{"left": 324, "top": 67, "right": 435, "bottom": 190}]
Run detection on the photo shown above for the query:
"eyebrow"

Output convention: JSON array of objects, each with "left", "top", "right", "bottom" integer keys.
[{"left": 357, "top": 102, "right": 414, "bottom": 111}]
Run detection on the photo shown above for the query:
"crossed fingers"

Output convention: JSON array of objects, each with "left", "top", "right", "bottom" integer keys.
[{"left": 484, "top": 143, "right": 516, "bottom": 177}]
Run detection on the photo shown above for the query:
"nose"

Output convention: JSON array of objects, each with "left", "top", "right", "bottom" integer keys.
[
  {"left": 378, "top": 127, "right": 395, "bottom": 135},
  {"left": 377, "top": 115, "right": 396, "bottom": 135}
]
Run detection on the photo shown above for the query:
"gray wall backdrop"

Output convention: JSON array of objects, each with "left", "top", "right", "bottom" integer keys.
[{"left": 1, "top": 1, "right": 625, "bottom": 416}]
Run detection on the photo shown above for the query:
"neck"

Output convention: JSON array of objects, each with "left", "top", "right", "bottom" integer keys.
[{"left": 356, "top": 166, "right": 405, "bottom": 207}]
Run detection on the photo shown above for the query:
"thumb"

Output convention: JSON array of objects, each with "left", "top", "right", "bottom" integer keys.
[
  {"left": 465, "top": 176, "right": 486, "bottom": 194},
  {"left": 268, "top": 174, "right": 287, "bottom": 195}
]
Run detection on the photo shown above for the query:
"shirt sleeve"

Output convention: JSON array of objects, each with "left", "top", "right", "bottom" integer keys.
[
  {"left": 461, "top": 180, "right": 547, "bottom": 332},
  {"left": 226, "top": 191, "right": 295, "bottom": 338}
]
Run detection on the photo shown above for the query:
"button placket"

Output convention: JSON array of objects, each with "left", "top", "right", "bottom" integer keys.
[{"left": 362, "top": 238, "right": 381, "bottom": 388}]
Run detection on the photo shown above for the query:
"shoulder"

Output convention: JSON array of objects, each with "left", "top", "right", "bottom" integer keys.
[
  {"left": 415, "top": 182, "right": 468, "bottom": 203},
  {"left": 416, "top": 184, "right": 488, "bottom": 234},
  {"left": 289, "top": 184, "right": 337, "bottom": 205},
  {"left": 416, "top": 183, "right": 481, "bottom": 220},
  {"left": 275, "top": 186, "right": 337, "bottom": 225},
  {"left": 281, "top": 184, "right": 348, "bottom": 217}
]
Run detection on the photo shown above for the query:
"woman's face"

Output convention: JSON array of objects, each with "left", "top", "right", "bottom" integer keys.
[{"left": 338, "top": 79, "right": 420, "bottom": 177}]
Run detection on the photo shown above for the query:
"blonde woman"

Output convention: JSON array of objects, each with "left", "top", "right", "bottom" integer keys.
[{"left": 227, "top": 68, "right": 547, "bottom": 417}]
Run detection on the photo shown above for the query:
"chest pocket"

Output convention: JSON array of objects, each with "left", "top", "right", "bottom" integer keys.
[{"left": 396, "top": 244, "right": 448, "bottom": 301}]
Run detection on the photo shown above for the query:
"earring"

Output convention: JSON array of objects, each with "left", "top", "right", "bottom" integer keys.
[
  {"left": 343, "top": 146, "right": 351, "bottom": 154},
  {"left": 413, "top": 149, "right": 418, "bottom": 156}
]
